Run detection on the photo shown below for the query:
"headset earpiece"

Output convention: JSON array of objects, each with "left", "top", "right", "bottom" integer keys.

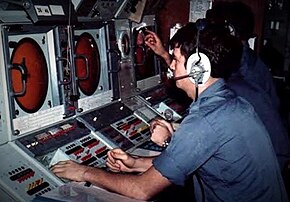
[{"left": 186, "top": 52, "right": 211, "bottom": 85}]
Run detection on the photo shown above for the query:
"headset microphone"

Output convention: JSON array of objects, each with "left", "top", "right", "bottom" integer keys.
[{"left": 174, "top": 74, "right": 191, "bottom": 81}]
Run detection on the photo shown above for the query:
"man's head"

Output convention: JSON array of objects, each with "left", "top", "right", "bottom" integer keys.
[
  {"left": 206, "top": 1, "right": 255, "bottom": 41},
  {"left": 169, "top": 20, "right": 242, "bottom": 78},
  {"left": 168, "top": 20, "right": 242, "bottom": 98}
]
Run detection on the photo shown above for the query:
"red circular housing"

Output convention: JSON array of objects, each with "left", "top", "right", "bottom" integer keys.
[
  {"left": 75, "top": 32, "right": 101, "bottom": 96},
  {"left": 11, "top": 37, "right": 48, "bottom": 113}
]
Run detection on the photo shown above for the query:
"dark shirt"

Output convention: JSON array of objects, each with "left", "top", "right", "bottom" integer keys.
[
  {"left": 153, "top": 79, "right": 287, "bottom": 202},
  {"left": 227, "top": 75, "right": 290, "bottom": 170},
  {"left": 239, "top": 45, "right": 280, "bottom": 109}
]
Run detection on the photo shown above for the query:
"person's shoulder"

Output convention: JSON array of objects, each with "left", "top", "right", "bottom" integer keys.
[{"left": 197, "top": 85, "right": 237, "bottom": 111}]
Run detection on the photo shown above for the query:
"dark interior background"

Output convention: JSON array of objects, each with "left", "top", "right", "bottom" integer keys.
[{"left": 144, "top": 0, "right": 290, "bottom": 131}]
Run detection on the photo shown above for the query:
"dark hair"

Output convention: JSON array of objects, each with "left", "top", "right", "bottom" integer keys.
[
  {"left": 206, "top": 1, "right": 255, "bottom": 40},
  {"left": 169, "top": 20, "right": 243, "bottom": 79}
]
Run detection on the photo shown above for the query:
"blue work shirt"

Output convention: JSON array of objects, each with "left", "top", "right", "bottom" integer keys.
[
  {"left": 239, "top": 45, "right": 280, "bottom": 109},
  {"left": 228, "top": 75, "right": 290, "bottom": 170},
  {"left": 153, "top": 79, "right": 287, "bottom": 202}
]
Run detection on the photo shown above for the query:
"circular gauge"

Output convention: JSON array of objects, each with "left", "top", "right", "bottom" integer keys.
[
  {"left": 75, "top": 32, "right": 101, "bottom": 96},
  {"left": 11, "top": 37, "right": 49, "bottom": 113},
  {"left": 118, "top": 32, "right": 130, "bottom": 58}
]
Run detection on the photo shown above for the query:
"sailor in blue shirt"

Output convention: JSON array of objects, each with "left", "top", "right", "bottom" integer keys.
[
  {"left": 151, "top": 21, "right": 287, "bottom": 201},
  {"left": 228, "top": 74, "right": 290, "bottom": 171},
  {"left": 239, "top": 37, "right": 280, "bottom": 110},
  {"left": 51, "top": 21, "right": 288, "bottom": 201},
  {"left": 153, "top": 79, "right": 286, "bottom": 201},
  {"left": 205, "top": 1, "right": 290, "bottom": 171}
]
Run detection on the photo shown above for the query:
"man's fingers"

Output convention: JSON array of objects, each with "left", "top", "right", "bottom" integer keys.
[
  {"left": 110, "top": 150, "right": 128, "bottom": 161},
  {"left": 106, "top": 161, "right": 121, "bottom": 172}
]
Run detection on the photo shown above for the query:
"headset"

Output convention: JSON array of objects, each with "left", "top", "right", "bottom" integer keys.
[
  {"left": 174, "top": 19, "right": 211, "bottom": 85},
  {"left": 172, "top": 19, "right": 211, "bottom": 101},
  {"left": 186, "top": 52, "right": 211, "bottom": 86},
  {"left": 186, "top": 18, "right": 211, "bottom": 86}
]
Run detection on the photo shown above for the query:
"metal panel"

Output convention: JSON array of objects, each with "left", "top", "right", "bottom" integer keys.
[
  {"left": 74, "top": 26, "right": 113, "bottom": 113},
  {"left": 0, "top": 24, "right": 67, "bottom": 140}
]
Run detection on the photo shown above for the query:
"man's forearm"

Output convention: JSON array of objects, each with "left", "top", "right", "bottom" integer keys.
[{"left": 83, "top": 165, "right": 166, "bottom": 200}]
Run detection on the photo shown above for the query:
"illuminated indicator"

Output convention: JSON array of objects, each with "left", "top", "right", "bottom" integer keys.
[
  {"left": 60, "top": 124, "right": 71, "bottom": 130},
  {"left": 82, "top": 139, "right": 99, "bottom": 148},
  {"left": 136, "top": 120, "right": 143, "bottom": 126},
  {"left": 81, "top": 154, "right": 92, "bottom": 162},
  {"left": 48, "top": 127, "right": 66, "bottom": 138},
  {"left": 138, "top": 125, "right": 149, "bottom": 133},
  {"left": 73, "top": 147, "right": 84, "bottom": 155},
  {"left": 65, "top": 145, "right": 83, "bottom": 155},
  {"left": 18, "top": 171, "right": 35, "bottom": 183},
  {"left": 119, "top": 123, "right": 130, "bottom": 131},
  {"left": 28, "top": 178, "right": 44, "bottom": 191},
  {"left": 35, "top": 132, "right": 51, "bottom": 142},
  {"left": 31, "top": 141, "right": 39, "bottom": 147},
  {"left": 47, "top": 128, "right": 60, "bottom": 135},
  {"left": 116, "top": 122, "right": 128, "bottom": 130},
  {"left": 129, "top": 131, "right": 137, "bottom": 137},
  {"left": 129, "top": 133, "right": 141, "bottom": 140},
  {"left": 96, "top": 149, "right": 109, "bottom": 158},
  {"left": 10, "top": 168, "right": 35, "bottom": 182},
  {"left": 95, "top": 146, "right": 107, "bottom": 155},
  {"left": 27, "top": 182, "right": 49, "bottom": 195}
]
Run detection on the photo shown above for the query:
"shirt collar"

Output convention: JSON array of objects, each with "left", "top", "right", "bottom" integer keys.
[{"left": 190, "top": 79, "right": 227, "bottom": 108}]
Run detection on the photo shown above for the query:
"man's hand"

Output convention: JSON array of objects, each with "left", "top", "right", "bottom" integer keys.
[
  {"left": 150, "top": 119, "right": 174, "bottom": 147},
  {"left": 144, "top": 30, "right": 171, "bottom": 66},
  {"left": 106, "top": 148, "right": 137, "bottom": 173},
  {"left": 51, "top": 160, "right": 90, "bottom": 182}
]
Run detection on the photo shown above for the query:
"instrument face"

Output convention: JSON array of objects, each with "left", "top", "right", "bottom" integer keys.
[
  {"left": 11, "top": 37, "right": 49, "bottom": 113},
  {"left": 75, "top": 32, "right": 101, "bottom": 96},
  {"left": 121, "top": 32, "right": 130, "bottom": 56},
  {"left": 118, "top": 31, "right": 131, "bottom": 59},
  {"left": 73, "top": 27, "right": 112, "bottom": 113}
]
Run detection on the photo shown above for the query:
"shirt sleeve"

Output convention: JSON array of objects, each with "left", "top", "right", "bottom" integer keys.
[{"left": 153, "top": 114, "right": 222, "bottom": 186}]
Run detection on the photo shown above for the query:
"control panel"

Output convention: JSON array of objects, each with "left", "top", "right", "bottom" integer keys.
[
  {"left": 51, "top": 133, "right": 112, "bottom": 168},
  {"left": 0, "top": 143, "right": 61, "bottom": 202},
  {"left": 15, "top": 119, "right": 114, "bottom": 170},
  {"left": 78, "top": 101, "right": 152, "bottom": 151}
]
